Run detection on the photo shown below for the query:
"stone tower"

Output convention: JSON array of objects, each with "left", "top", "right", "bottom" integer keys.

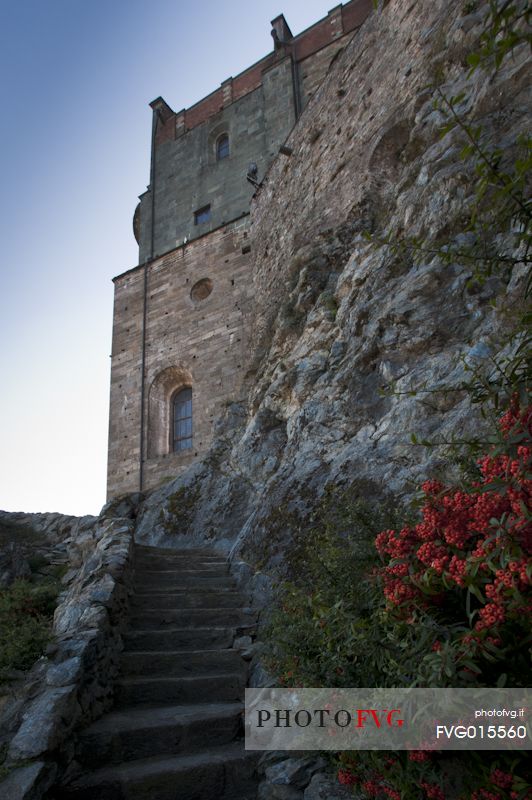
[{"left": 106, "top": 0, "right": 372, "bottom": 499}]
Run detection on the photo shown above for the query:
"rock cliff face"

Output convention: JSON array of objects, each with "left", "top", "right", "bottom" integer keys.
[
  {"left": 1, "top": 2, "right": 529, "bottom": 796},
  {"left": 0, "top": 511, "right": 134, "bottom": 798},
  {"left": 135, "top": 0, "right": 529, "bottom": 571}
]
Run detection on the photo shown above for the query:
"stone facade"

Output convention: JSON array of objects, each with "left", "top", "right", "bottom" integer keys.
[
  {"left": 107, "top": 0, "right": 373, "bottom": 498},
  {"left": 108, "top": 218, "right": 253, "bottom": 497},
  {"left": 130, "top": 0, "right": 529, "bottom": 570}
]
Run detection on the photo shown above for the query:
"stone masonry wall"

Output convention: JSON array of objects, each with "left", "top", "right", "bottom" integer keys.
[
  {"left": 298, "top": 38, "right": 349, "bottom": 109},
  {"left": 106, "top": 267, "right": 144, "bottom": 498},
  {"left": 107, "top": 217, "right": 253, "bottom": 498},
  {"left": 107, "top": 1, "right": 375, "bottom": 499},
  {"left": 137, "top": 58, "right": 296, "bottom": 263},
  {"left": 135, "top": 0, "right": 374, "bottom": 266},
  {"left": 0, "top": 511, "right": 135, "bottom": 800},
  {"left": 133, "top": 0, "right": 529, "bottom": 580}
]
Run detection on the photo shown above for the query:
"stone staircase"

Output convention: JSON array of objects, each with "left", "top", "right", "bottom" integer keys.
[{"left": 55, "top": 545, "right": 258, "bottom": 800}]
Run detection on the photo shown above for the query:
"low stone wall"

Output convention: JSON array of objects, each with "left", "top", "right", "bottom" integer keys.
[
  {"left": 0, "top": 515, "right": 135, "bottom": 800},
  {"left": 0, "top": 511, "right": 97, "bottom": 589}
]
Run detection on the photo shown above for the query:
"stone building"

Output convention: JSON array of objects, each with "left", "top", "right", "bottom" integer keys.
[{"left": 106, "top": 0, "right": 372, "bottom": 498}]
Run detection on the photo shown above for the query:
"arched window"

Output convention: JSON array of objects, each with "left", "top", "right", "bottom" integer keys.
[
  {"left": 172, "top": 387, "right": 193, "bottom": 452},
  {"left": 216, "top": 134, "right": 230, "bottom": 161}
]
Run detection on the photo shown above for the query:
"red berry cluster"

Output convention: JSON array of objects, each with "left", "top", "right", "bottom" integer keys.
[
  {"left": 361, "top": 778, "right": 383, "bottom": 796},
  {"left": 420, "top": 781, "right": 445, "bottom": 800},
  {"left": 337, "top": 768, "right": 358, "bottom": 786},
  {"left": 375, "top": 401, "right": 531, "bottom": 652},
  {"left": 335, "top": 401, "right": 530, "bottom": 800},
  {"left": 408, "top": 750, "right": 432, "bottom": 762},
  {"left": 471, "top": 790, "right": 501, "bottom": 800},
  {"left": 490, "top": 769, "right": 514, "bottom": 789}
]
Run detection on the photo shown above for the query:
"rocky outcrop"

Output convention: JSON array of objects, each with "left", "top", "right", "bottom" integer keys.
[
  {"left": 53, "top": 546, "right": 258, "bottom": 799},
  {"left": 0, "top": 513, "right": 134, "bottom": 799},
  {"left": 257, "top": 754, "right": 329, "bottom": 799},
  {"left": 0, "top": 511, "right": 92, "bottom": 589},
  {"left": 1, "top": 1, "right": 529, "bottom": 797},
  {"left": 127, "top": 6, "right": 529, "bottom": 779},
  {"left": 133, "top": 0, "right": 528, "bottom": 577}
]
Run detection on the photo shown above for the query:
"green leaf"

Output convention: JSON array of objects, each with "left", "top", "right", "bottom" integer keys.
[
  {"left": 461, "top": 659, "right": 482, "bottom": 674},
  {"left": 467, "top": 583, "right": 484, "bottom": 603}
]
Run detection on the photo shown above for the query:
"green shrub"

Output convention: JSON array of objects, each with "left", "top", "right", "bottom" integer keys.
[
  {"left": 264, "top": 487, "right": 405, "bottom": 687},
  {"left": 160, "top": 484, "right": 201, "bottom": 534},
  {"left": 48, "top": 563, "right": 68, "bottom": 581},
  {"left": 27, "top": 554, "right": 49, "bottom": 573},
  {"left": 265, "top": 402, "right": 531, "bottom": 798},
  {"left": 280, "top": 299, "right": 305, "bottom": 331},
  {"left": 319, "top": 290, "right": 338, "bottom": 320},
  {"left": 0, "top": 579, "right": 59, "bottom": 681}
]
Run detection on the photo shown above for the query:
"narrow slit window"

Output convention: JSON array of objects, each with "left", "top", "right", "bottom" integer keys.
[
  {"left": 194, "top": 204, "right": 211, "bottom": 225},
  {"left": 217, "top": 134, "right": 230, "bottom": 160},
  {"left": 172, "top": 387, "right": 193, "bottom": 452}
]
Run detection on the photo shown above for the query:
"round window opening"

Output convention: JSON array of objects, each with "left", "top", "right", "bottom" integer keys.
[{"left": 190, "top": 278, "right": 213, "bottom": 303}]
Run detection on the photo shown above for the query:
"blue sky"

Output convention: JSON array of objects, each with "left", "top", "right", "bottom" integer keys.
[{"left": 0, "top": 0, "right": 341, "bottom": 516}]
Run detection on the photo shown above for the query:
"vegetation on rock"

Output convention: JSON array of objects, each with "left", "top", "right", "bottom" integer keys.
[
  {"left": 160, "top": 484, "right": 201, "bottom": 534},
  {"left": 266, "top": 397, "right": 531, "bottom": 797},
  {"left": 266, "top": 2, "right": 531, "bottom": 797},
  {"left": 0, "top": 577, "right": 60, "bottom": 682}
]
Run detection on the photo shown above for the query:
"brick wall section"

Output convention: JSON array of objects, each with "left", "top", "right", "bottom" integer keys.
[
  {"left": 233, "top": 58, "right": 273, "bottom": 102},
  {"left": 342, "top": 0, "right": 374, "bottom": 31},
  {"left": 107, "top": 218, "right": 253, "bottom": 498},
  {"left": 292, "top": 16, "right": 333, "bottom": 61},
  {"left": 185, "top": 88, "right": 224, "bottom": 130},
  {"left": 142, "top": 1, "right": 372, "bottom": 156}
]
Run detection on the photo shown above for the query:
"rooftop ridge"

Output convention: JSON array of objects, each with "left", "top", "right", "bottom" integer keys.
[{"left": 152, "top": 0, "right": 372, "bottom": 140}]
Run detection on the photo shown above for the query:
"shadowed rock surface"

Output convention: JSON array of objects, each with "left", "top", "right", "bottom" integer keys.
[
  {"left": 132, "top": 0, "right": 529, "bottom": 577},
  {"left": 1, "top": 1, "right": 529, "bottom": 797},
  {"left": 51, "top": 546, "right": 258, "bottom": 800}
]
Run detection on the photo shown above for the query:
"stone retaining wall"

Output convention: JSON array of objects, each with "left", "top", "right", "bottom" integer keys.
[{"left": 0, "top": 514, "right": 135, "bottom": 800}]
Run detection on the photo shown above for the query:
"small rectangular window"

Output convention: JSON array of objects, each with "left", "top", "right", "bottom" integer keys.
[
  {"left": 194, "top": 204, "right": 211, "bottom": 225},
  {"left": 173, "top": 387, "right": 193, "bottom": 452},
  {"left": 217, "top": 134, "right": 230, "bottom": 160}
]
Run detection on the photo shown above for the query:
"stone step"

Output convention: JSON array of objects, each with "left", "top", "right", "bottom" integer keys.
[
  {"left": 120, "top": 648, "right": 246, "bottom": 678},
  {"left": 123, "top": 626, "right": 235, "bottom": 652},
  {"left": 130, "top": 591, "right": 245, "bottom": 610},
  {"left": 135, "top": 568, "right": 232, "bottom": 581},
  {"left": 114, "top": 672, "right": 246, "bottom": 707},
  {"left": 135, "top": 555, "right": 228, "bottom": 568},
  {"left": 134, "top": 550, "right": 229, "bottom": 571},
  {"left": 136, "top": 566, "right": 230, "bottom": 578},
  {"left": 57, "top": 742, "right": 258, "bottom": 800},
  {"left": 135, "top": 564, "right": 232, "bottom": 576},
  {"left": 135, "top": 546, "right": 225, "bottom": 558},
  {"left": 76, "top": 702, "right": 243, "bottom": 768},
  {"left": 129, "top": 607, "right": 256, "bottom": 629},
  {"left": 135, "top": 573, "right": 235, "bottom": 589},
  {"left": 134, "top": 582, "right": 240, "bottom": 595}
]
